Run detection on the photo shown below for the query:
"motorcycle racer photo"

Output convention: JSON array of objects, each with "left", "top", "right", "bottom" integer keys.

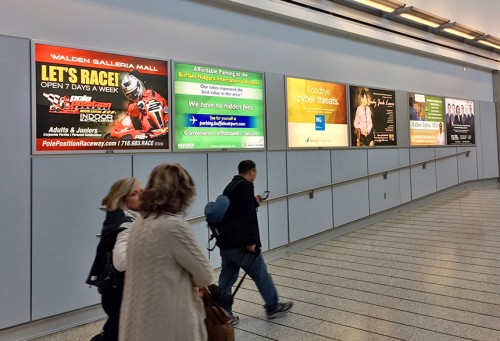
[{"left": 106, "top": 70, "right": 169, "bottom": 139}]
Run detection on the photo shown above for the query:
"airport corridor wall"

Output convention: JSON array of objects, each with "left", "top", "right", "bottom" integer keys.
[{"left": 0, "top": 0, "right": 498, "bottom": 332}]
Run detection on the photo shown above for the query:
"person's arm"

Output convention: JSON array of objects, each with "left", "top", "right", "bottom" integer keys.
[
  {"left": 367, "top": 108, "right": 373, "bottom": 133},
  {"left": 112, "top": 229, "right": 129, "bottom": 272},
  {"left": 112, "top": 217, "right": 135, "bottom": 272},
  {"left": 353, "top": 107, "right": 361, "bottom": 129},
  {"left": 171, "top": 220, "right": 213, "bottom": 288}
]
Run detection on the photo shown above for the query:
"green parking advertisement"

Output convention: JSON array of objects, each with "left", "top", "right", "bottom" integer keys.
[{"left": 173, "top": 62, "right": 265, "bottom": 150}]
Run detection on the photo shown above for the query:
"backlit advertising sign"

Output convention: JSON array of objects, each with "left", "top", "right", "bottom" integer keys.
[
  {"left": 409, "top": 93, "right": 445, "bottom": 146},
  {"left": 349, "top": 86, "right": 396, "bottom": 147},
  {"left": 34, "top": 43, "right": 169, "bottom": 153},
  {"left": 173, "top": 62, "right": 265, "bottom": 150},
  {"left": 444, "top": 97, "right": 475, "bottom": 145},
  {"left": 286, "top": 77, "right": 347, "bottom": 148}
]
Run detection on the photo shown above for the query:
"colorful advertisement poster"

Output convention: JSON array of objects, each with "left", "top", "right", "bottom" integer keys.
[
  {"left": 409, "top": 93, "right": 445, "bottom": 146},
  {"left": 34, "top": 43, "right": 169, "bottom": 153},
  {"left": 444, "top": 98, "right": 475, "bottom": 145},
  {"left": 173, "top": 62, "right": 265, "bottom": 150},
  {"left": 286, "top": 77, "right": 347, "bottom": 148},
  {"left": 349, "top": 86, "right": 396, "bottom": 147}
]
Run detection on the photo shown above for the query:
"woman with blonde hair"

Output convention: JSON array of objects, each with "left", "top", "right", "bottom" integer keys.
[
  {"left": 87, "top": 177, "right": 142, "bottom": 341},
  {"left": 119, "top": 163, "right": 213, "bottom": 341}
]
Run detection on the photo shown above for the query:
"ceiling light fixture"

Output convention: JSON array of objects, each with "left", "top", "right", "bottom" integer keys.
[
  {"left": 400, "top": 13, "right": 440, "bottom": 27},
  {"left": 443, "top": 28, "right": 475, "bottom": 40},
  {"left": 479, "top": 40, "right": 500, "bottom": 49},
  {"left": 477, "top": 36, "right": 500, "bottom": 50},
  {"left": 397, "top": 7, "right": 449, "bottom": 28},
  {"left": 329, "top": 0, "right": 498, "bottom": 54},
  {"left": 352, "top": 0, "right": 405, "bottom": 13},
  {"left": 440, "top": 23, "right": 484, "bottom": 41}
]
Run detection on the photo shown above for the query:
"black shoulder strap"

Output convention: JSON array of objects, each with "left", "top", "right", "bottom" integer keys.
[{"left": 223, "top": 179, "right": 245, "bottom": 196}]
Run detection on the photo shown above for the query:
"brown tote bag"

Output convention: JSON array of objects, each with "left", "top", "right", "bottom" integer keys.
[{"left": 202, "top": 287, "right": 235, "bottom": 341}]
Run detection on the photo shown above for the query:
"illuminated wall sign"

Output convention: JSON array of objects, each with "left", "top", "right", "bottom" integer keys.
[{"left": 34, "top": 43, "right": 169, "bottom": 153}]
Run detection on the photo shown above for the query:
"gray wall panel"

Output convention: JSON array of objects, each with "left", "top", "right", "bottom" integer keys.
[
  {"left": 0, "top": 36, "right": 31, "bottom": 329},
  {"left": 458, "top": 147, "right": 478, "bottom": 183},
  {"left": 435, "top": 148, "right": 459, "bottom": 191},
  {"left": 333, "top": 181, "right": 370, "bottom": 227},
  {"left": 331, "top": 150, "right": 367, "bottom": 181},
  {"left": 268, "top": 200, "right": 288, "bottom": 249},
  {"left": 475, "top": 100, "right": 484, "bottom": 179},
  {"left": 265, "top": 73, "right": 287, "bottom": 151},
  {"left": 396, "top": 91, "right": 410, "bottom": 148},
  {"left": 289, "top": 190, "right": 333, "bottom": 242},
  {"left": 267, "top": 151, "right": 289, "bottom": 249},
  {"left": 368, "top": 149, "right": 401, "bottom": 214},
  {"left": 399, "top": 149, "right": 412, "bottom": 204},
  {"left": 496, "top": 73, "right": 500, "bottom": 178},
  {"left": 287, "top": 150, "right": 331, "bottom": 191},
  {"left": 369, "top": 174, "right": 401, "bottom": 214},
  {"left": 32, "top": 156, "right": 132, "bottom": 319},
  {"left": 478, "top": 101, "right": 499, "bottom": 178},
  {"left": 288, "top": 151, "right": 333, "bottom": 241},
  {"left": 368, "top": 149, "right": 399, "bottom": 174},
  {"left": 332, "top": 150, "right": 369, "bottom": 227},
  {"left": 410, "top": 148, "right": 437, "bottom": 199}
]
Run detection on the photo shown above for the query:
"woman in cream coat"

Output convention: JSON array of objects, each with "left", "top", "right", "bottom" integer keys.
[{"left": 119, "top": 163, "right": 213, "bottom": 341}]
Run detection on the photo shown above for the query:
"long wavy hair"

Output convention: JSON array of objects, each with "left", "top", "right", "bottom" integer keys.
[
  {"left": 101, "top": 177, "right": 141, "bottom": 211},
  {"left": 141, "top": 163, "right": 196, "bottom": 217}
]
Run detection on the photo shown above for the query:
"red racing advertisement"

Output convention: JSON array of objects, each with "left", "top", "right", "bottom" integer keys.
[{"left": 34, "top": 43, "right": 169, "bottom": 152}]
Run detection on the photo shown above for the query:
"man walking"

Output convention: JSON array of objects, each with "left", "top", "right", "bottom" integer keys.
[{"left": 218, "top": 160, "right": 293, "bottom": 324}]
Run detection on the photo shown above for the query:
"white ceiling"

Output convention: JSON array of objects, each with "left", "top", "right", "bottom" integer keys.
[
  {"left": 221, "top": 0, "right": 500, "bottom": 70},
  {"left": 409, "top": 0, "right": 500, "bottom": 38}
]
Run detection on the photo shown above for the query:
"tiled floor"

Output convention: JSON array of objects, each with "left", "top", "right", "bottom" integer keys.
[{"left": 32, "top": 182, "right": 500, "bottom": 340}]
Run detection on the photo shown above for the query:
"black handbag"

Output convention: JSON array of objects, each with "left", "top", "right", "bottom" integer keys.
[{"left": 86, "top": 251, "right": 121, "bottom": 294}]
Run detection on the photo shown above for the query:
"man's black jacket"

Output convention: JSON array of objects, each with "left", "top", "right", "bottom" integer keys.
[{"left": 219, "top": 175, "right": 261, "bottom": 250}]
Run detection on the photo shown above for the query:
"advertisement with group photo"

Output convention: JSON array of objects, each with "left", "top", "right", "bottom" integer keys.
[
  {"left": 34, "top": 43, "right": 169, "bottom": 153},
  {"left": 445, "top": 97, "right": 475, "bottom": 145}
]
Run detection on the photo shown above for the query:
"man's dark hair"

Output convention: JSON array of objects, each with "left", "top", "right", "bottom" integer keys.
[{"left": 238, "top": 160, "right": 256, "bottom": 174}]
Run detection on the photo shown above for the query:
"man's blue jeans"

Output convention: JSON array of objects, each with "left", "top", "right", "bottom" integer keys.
[{"left": 218, "top": 248, "right": 279, "bottom": 314}]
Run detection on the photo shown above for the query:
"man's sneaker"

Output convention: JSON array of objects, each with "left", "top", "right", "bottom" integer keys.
[
  {"left": 227, "top": 315, "right": 240, "bottom": 326},
  {"left": 266, "top": 301, "right": 293, "bottom": 319}
]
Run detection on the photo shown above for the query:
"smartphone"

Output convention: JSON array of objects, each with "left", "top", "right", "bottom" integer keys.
[{"left": 261, "top": 190, "right": 270, "bottom": 200}]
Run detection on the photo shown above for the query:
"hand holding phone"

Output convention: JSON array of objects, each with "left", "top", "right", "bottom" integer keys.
[{"left": 261, "top": 190, "right": 270, "bottom": 200}]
